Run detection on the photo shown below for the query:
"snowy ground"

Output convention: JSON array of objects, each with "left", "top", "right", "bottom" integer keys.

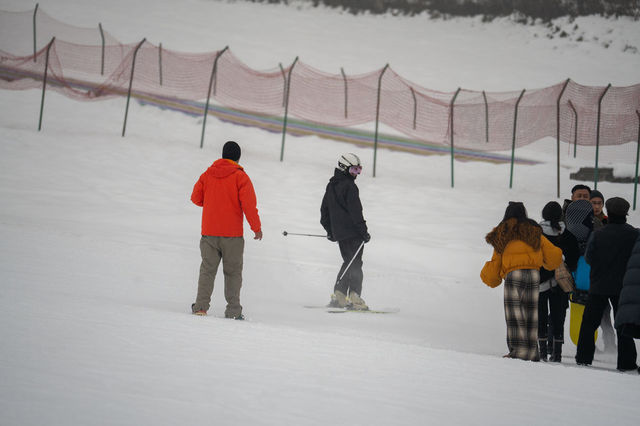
[{"left": 1, "top": 1, "right": 640, "bottom": 425}]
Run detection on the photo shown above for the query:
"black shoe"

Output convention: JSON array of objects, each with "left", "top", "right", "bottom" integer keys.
[
  {"left": 538, "top": 339, "right": 548, "bottom": 362},
  {"left": 550, "top": 339, "right": 563, "bottom": 362},
  {"left": 617, "top": 364, "right": 639, "bottom": 372},
  {"left": 234, "top": 314, "right": 245, "bottom": 321}
]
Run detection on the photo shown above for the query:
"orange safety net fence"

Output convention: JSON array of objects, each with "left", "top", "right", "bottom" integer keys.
[{"left": 1, "top": 6, "right": 639, "bottom": 165}]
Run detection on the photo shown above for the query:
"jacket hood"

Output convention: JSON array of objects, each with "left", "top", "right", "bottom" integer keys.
[
  {"left": 486, "top": 218, "right": 542, "bottom": 254},
  {"left": 540, "top": 220, "right": 565, "bottom": 236},
  {"left": 207, "top": 158, "right": 243, "bottom": 178}
]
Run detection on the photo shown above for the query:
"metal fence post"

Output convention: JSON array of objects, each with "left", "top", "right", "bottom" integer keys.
[
  {"left": 410, "top": 87, "right": 417, "bottom": 130},
  {"left": 279, "top": 63, "right": 286, "bottom": 107},
  {"left": 482, "top": 90, "right": 489, "bottom": 143},
  {"left": 449, "top": 88, "right": 461, "bottom": 188},
  {"left": 556, "top": 78, "right": 570, "bottom": 198},
  {"left": 99, "top": 23, "right": 105, "bottom": 75},
  {"left": 341, "top": 67, "right": 348, "bottom": 119},
  {"left": 122, "top": 38, "right": 146, "bottom": 137},
  {"left": 634, "top": 111, "right": 640, "bottom": 210},
  {"left": 280, "top": 57, "right": 299, "bottom": 162},
  {"left": 594, "top": 83, "right": 612, "bottom": 189},
  {"left": 32, "top": 3, "right": 39, "bottom": 62},
  {"left": 200, "top": 46, "right": 229, "bottom": 149},
  {"left": 158, "top": 42, "right": 163, "bottom": 86},
  {"left": 38, "top": 37, "right": 55, "bottom": 131},
  {"left": 373, "top": 64, "right": 389, "bottom": 178},
  {"left": 568, "top": 100, "right": 578, "bottom": 158},
  {"left": 509, "top": 89, "right": 526, "bottom": 189}
]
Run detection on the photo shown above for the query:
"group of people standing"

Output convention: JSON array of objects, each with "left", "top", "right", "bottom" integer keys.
[
  {"left": 481, "top": 184, "right": 640, "bottom": 372},
  {"left": 186, "top": 141, "right": 639, "bottom": 372}
]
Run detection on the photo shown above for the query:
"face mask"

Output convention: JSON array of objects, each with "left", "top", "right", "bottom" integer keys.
[{"left": 349, "top": 165, "right": 362, "bottom": 177}]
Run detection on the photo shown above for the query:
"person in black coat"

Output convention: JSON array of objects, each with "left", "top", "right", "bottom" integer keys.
[
  {"left": 576, "top": 197, "right": 639, "bottom": 371},
  {"left": 538, "top": 202, "right": 580, "bottom": 362},
  {"left": 615, "top": 233, "right": 640, "bottom": 350},
  {"left": 321, "top": 153, "right": 370, "bottom": 310}
]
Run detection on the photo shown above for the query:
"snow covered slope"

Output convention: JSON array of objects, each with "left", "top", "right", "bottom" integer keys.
[{"left": 1, "top": 1, "right": 639, "bottom": 425}]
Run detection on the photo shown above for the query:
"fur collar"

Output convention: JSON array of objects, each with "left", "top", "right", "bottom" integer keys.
[{"left": 486, "top": 218, "right": 542, "bottom": 254}]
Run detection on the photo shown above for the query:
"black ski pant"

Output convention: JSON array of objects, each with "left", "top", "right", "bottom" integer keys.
[
  {"left": 538, "top": 287, "right": 568, "bottom": 341},
  {"left": 575, "top": 294, "right": 638, "bottom": 370},
  {"left": 334, "top": 237, "right": 364, "bottom": 297}
]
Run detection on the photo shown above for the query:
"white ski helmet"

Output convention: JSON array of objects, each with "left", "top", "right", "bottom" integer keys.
[{"left": 337, "top": 153, "right": 361, "bottom": 172}]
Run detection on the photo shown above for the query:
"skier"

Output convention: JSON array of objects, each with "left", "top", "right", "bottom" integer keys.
[
  {"left": 321, "top": 153, "right": 370, "bottom": 310},
  {"left": 481, "top": 201, "right": 562, "bottom": 361},
  {"left": 537, "top": 201, "right": 579, "bottom": 362},
  {"left": 190, "top": 141, "right": 262, "bottom": 319},
  {"left": 576, "top": 197, "right": 639, "bottom": 371}
]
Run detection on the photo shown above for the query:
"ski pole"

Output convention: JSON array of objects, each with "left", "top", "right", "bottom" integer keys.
[
  {"left": 282, "top": 231, "right": 326, "bottom": 237},
  {"left": 336, "top": 240, "right": 365, "bottom": 283}
]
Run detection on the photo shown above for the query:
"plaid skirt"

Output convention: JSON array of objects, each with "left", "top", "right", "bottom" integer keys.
[{"left": 504, "top": 269, "right": 540, "bottom": 361}]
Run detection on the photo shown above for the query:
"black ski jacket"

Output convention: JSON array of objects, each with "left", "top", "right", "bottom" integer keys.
[
  {"left": 616, "top": 233, "right": 640, "bottom": 338},
  {"left": 320, "top": 169, "right": 368, "bottom": 242},
  {"left": 585, "top": 221, "right": 639, "bottom": 296}
]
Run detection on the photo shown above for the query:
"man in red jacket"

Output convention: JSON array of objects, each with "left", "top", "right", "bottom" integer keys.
[{"left": 190, "top": 141, "right": 262, "bottom": 319}]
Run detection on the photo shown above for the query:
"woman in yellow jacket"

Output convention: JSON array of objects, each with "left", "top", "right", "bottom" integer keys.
[{"left": 481, "top": 202, "right": 563, "bottom": 361}]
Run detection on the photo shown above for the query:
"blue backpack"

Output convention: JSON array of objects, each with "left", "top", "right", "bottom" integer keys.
[{"left": 572, "top": 255, "right": 591, "bottom": 291}]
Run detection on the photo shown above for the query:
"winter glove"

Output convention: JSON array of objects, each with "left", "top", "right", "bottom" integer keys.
[
  {"left": 363, "top": 233, "right": 371, "bottom": 243},
  {"left": 327, "top": 233, "right": 336, "bottom": 242}
]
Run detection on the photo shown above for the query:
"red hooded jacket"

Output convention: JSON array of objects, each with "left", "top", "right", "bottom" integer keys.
[{"left": 191, "top": 159, "right": 261, "bottom": 237}]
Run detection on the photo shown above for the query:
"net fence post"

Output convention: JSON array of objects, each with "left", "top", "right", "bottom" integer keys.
[
  {"left": 482, "top": 90, "right": 489, "bottom": 143},
  {"left": 449, "top": 87, "right": 461, "bottom": 188},
  {"left": 99, "top": 23, "right": 105, "bottom": 75},
  {"left": 509, "top": 89, "right": 526, "bottom": 189},
  {"left": 556, "top": 78, "right": 570, "bottom": 198},
  {"left": 341, "top": 67, "right": 348, "bottom": 119},
  {"left": 38, "top": 37, "right": 55, "bottom": 131},
  {"left": 568, "top": 100, "right": 578, "bottom": 158},
  {"left": 122, "top": 38, "right": 147, "bottom": 137},
  {"left": 280, "top": 57, "right": 299, "bottom": 162},
  {"left": 594, "top": 83, "right": 611, "bottom": 189},
  {"left": 32, "top": 3, "right": 39, "bottom": 62},
  {"left": 634, "top": 110, "right": 640, "bottom": 211},
  {"left": 410, "top": 87, "right": 417, "bottom": 130},
  {"left": 158, "top": 42, "right": 163, "bottom": 86},
  {"left": 279, "top": 63, "right": 286, "bottom": 107},
  {"left": 200, "top": 46, "right": 229, "bottom": 149},
  {"left": 373, "top": 64, "right": 389, "bottom": 178}
]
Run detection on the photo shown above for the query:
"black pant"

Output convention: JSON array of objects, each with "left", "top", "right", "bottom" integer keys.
[
  {"left": 538, "top": 287, "right": 568, "bottom": 341},
  {"left": 575, "top": 294, "right": 638, "bottom": 370},
  {"left": 334, "top": 237, "right": 364, "bottom": 296}
]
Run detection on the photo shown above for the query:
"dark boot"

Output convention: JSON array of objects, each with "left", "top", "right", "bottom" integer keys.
[
  {"left": 550, "top": 339, "right": 563, "bottom": 362},
  {"left": 538, "top": 339, "right": 548, "bottom": 362}
]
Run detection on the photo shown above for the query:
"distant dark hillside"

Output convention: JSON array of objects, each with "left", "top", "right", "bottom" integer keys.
[{"left": 249, "top": 0, "right": 639, "bottom": 20}]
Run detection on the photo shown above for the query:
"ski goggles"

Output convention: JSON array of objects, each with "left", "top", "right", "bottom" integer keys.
[{"left": 349, "top": 165, "right": 362, "bottom": 175}]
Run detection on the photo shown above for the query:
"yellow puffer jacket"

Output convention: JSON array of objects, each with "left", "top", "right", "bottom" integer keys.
[{"left": 480, "top": 218, "right": 563, "bottom": 288}]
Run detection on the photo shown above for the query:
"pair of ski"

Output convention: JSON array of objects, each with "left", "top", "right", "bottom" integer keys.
[{"left": 304, "top": 305, "right": 398, "bottom": 314}]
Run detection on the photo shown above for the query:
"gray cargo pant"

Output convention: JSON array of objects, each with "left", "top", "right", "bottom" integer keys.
[{"left": 194, "top": 235, "right": 244, "bottom": 317}]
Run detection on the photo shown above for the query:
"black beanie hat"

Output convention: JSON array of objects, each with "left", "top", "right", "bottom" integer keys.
[
  {"left": 590, "top": 190, "right": 604, "bottom": 201},
  {"left": 222, "top": 141, "right": 241, "bottom": 162},
  {"left": 606, "top": 197, "right": 630, "bottom": 217}
]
